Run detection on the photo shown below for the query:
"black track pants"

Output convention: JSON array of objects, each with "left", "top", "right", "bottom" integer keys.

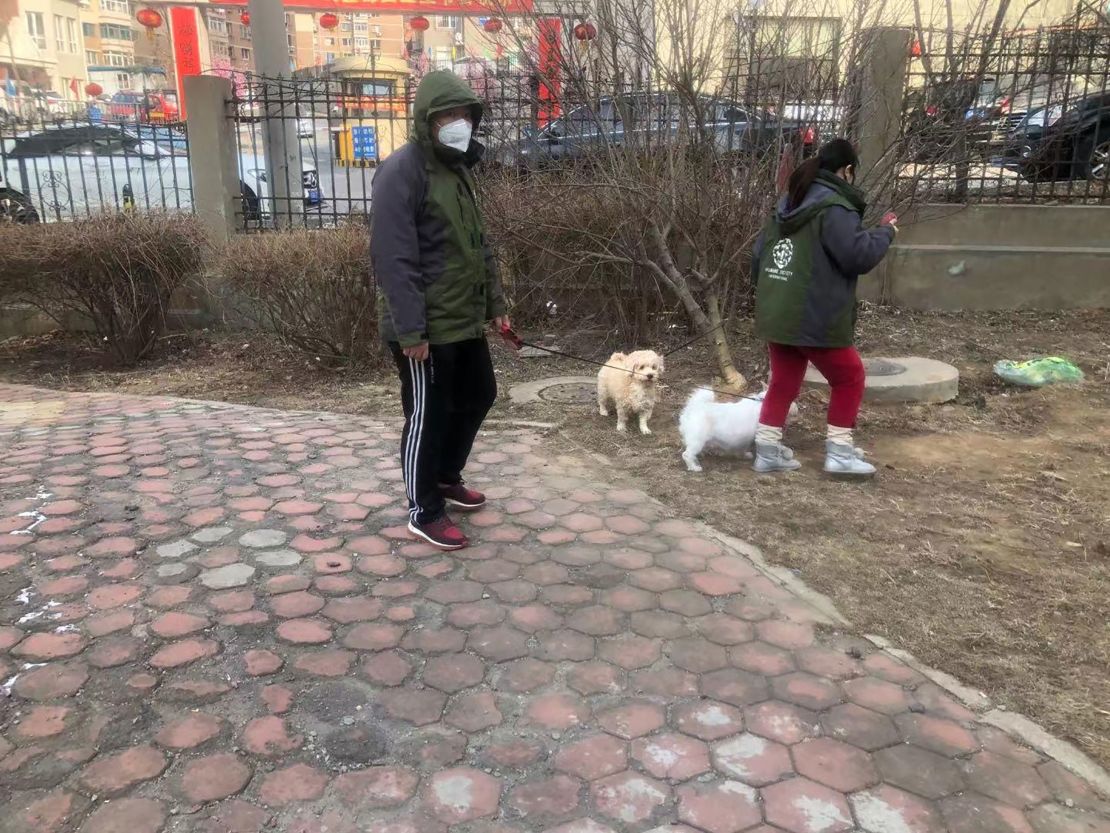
[{"left": 389, "top": 338, "right": 497, "bottom": 525}]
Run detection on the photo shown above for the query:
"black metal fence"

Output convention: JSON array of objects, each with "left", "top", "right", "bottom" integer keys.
[
  {"left": 0, "top": 107, "right": 193, "bottom": 223},
  {"left": 896, "top": 22, "right": 1110, "bottom": 204}
]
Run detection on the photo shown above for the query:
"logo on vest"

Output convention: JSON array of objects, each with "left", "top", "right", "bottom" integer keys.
[{"left": 766, "top": 238, "right": 794, "bottom": 280}]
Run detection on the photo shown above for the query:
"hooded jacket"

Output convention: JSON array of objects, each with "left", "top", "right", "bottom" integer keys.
[
  {"left": 752, "top": 171, "right": 893, "bottom": 348},
  {"left": 370, "top": 70, "right": 506, "bottom": 347}
]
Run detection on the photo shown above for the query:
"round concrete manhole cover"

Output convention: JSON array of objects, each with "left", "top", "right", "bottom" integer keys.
[
  {"left": 804, "top": 356, "right": 959, "bottom": 403},
  {"left": 538, "top": 381, "right": 596, "bottom": 403},
  {"left": 509, "top": 376, "right": 598, "bottom": 406},
  {"left": 862, "top": 358, "right": 907, "bottom": 377}
]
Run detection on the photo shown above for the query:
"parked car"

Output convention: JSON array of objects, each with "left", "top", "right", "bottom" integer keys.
[
  {"left": 902, "top": 76, "right": 1004, "bottom": 161},
  {"left": 0, "top": 123, "right": 322, "bottom": 223},
  {"left": 491, "top": 92, "right": 815, "bottom": 170},
  {"left": 999, "top": 90, "right": 1110, "bottom": 182},
  {"left": 107, "top": 92, "right": 180, "bottom": 124}
]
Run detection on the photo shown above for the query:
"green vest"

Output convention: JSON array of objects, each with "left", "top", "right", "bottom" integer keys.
[{"left": 754, "top": 192, "right": 858, "bottom": 348}]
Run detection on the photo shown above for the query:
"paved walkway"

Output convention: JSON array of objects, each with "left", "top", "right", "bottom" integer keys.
[{"left": 0, "top": 384, "right": 1107, "bottom": 833}]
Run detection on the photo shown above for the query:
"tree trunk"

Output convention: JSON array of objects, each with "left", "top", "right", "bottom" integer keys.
[{"left": 705, "top": 290, "right": 746, "bottom": 393}]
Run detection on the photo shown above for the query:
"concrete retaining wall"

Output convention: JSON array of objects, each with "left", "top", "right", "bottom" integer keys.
[{"left": 861, "top": 204, "right": 1110, "bottom": 310}]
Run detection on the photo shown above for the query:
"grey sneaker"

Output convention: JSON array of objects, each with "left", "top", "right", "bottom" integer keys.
[
  {"left": 824, "top": 441, "right": 877, "bottom": 479},
  {"left": 753, "top": 442, "right": 802, "bottom": 473}
]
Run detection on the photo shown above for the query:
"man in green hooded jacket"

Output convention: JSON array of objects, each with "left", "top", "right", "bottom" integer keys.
[{"left": 370, "top": 70, "right": 509, "bottom": 551}]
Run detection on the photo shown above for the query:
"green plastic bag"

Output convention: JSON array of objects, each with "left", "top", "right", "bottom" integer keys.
[{"left": 994, "top": 357, "right": 1085, "bottom": 387}]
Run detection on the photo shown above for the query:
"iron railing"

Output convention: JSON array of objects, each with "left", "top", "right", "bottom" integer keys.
[
  {"left": 895, "top": 22, "right": 1110, "bottom": 204},
  {"left": 0, "top": 107, "right": 193, "bottom": 223}
]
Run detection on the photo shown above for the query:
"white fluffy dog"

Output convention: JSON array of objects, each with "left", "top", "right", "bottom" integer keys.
[
  {"left": 679, "top": 387, "right": 798, "bottom": 472},
  {"left": 597, "top": 350, "right": 665, "bottom": 434}
]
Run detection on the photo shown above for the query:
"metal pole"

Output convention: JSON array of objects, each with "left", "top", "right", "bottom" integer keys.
[{"left": 248, "top": 0, "right": 302, "bottom": 227}]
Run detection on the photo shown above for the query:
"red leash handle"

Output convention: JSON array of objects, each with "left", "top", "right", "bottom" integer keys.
[{"left": 500, "top": 323, "right": 523, "bottom": 350}]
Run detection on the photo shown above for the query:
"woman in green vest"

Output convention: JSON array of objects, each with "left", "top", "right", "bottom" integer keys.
[{"left": 751, "top": 139, "right": 898, "bottom": 479}]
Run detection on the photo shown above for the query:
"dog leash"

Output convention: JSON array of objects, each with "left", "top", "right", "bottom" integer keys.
[{"left": 499, "top": 322, "right": 767, "bottom": 404}]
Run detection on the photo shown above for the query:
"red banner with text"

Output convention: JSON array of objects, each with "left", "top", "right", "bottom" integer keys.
[
  {"left": 171, "top": 7, "right": 202, "bottom": 119},
  {"left": 157, "top": 0, "right": 533, "bottom": 11}
]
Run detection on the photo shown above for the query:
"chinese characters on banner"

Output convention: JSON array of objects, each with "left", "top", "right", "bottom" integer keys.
[
  {"left": 171, "top": 7, "right": 202, "bottom": 118},
  {"left": 536, "top": 18, "right": 562, "bottom": 127}
]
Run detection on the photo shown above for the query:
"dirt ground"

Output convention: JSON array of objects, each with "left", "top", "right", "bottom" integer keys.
[{"left": 1, "top": 305, "right": 1108, "bottom": 769}]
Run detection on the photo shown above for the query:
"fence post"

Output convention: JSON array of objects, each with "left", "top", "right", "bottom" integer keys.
[
  {"left": 184, "top": 75, "right": 239, "bottom": 243},
  {"left": 854, "top": 26, "right": 912, "bottom": 188}
]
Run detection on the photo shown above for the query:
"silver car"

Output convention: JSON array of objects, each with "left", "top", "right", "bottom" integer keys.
[{"left": 0, "top": 122, "right": 322, "bottom": 224}]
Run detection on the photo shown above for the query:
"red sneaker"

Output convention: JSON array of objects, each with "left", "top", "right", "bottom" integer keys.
[
  {"left": 408, "top": 515, "right": 469, "bottom": 550},
  {"left": 439, "top": 482, "right": 486, "bottom": 511}
]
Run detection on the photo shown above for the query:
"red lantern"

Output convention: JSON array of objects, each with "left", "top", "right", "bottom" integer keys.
[
  {"left": 84, "top": 82, "right": 103, "bottom": 97},
  {"left": 319, "top": 12, "right": 339, "bottom": 30},
  {"left": 240, "top": 11, "right": 250, "bottom": 25},
  {"left": 483, "top": 17, "right": 503, "bottom": 34},
  {"left": 135, "top": 7, "right": 163, "bottom": 29},
  {"left": 910, "top": 39, "right": 923, "bottom": 57},
  {"left": 573, "top": 21, "right": 597, "bottom": 41},
  {"left": 410, "top": 15, "right": 429, "bottom": 32}
]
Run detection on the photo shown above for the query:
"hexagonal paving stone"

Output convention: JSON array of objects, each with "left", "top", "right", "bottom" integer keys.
[
  {"left": 591, "top": 771, "right": 670, "bottom": 825},
  {"left": 712, "top": 733, "right": 794, "bottom": 786},
  {"left": 963, "top": 750, "right": 1052, "bottom": 808},
  {"left": 677, "top": 780, "right": 762, "bottom": 833},
  {"left": 701, "top": 668, "right": 771, "bottom": 707},
  {"left": 896, "top": 714, "right": 980, "bottom": 757},
  {"left": 423, "top": 653, "right": 487, "bottom": 693},
  {"left": 631, "top": 733, "right": 711, "bottom": 780},
  {"left": 507, "top": 774, "right": 583, "bottom": 821},
  {"left": 554, "top": 734, "right": 629, "bottom": 781},
  {"left": 874, "top": 743, "right": 966, "bottom": 799},
  {"left": 762, "top": 777, "right": 854, "bottom": 833},
  {"left": 744, "top": 700, "right": 820, "bottom": 746},
  {"left": 673, "top": 700, "right": 745, "bottom": 741},
  {"left": 791, "top": 737, "right": 878, "bottom": 792},
  {"left": 852, "top": 784, "right": 946, "bottom": 833},
  {"left": 772, "top": 672, "right": 843, "bottom": 711},
  {"left": 821, "top": 703, "right": 901, "bottom": 751},
  {"left": 424, "top": 768, "right": 502, "bottom": 824},
  {"left": 597, "top": 701, "right": 667, "bottom": 739},
  {"left": 940, "top": 793, "right": 1039, "bottom": 833}
]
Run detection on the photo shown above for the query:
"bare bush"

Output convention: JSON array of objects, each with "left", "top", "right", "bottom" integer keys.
[
  {"left": 216, "top": 224, "right": 377, "bottom": 366},
  {"left": 0, "top": 212, "right": 206, "bottom": 365}
]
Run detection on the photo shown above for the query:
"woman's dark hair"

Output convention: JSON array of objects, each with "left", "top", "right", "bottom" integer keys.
[{"left": 785, "top": 139, "right": 859, "bottom": 210}]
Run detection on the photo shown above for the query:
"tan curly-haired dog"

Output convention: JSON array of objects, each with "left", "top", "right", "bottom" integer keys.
[{"left": 597, "top": 350, "right": 665, "bottom": 435}]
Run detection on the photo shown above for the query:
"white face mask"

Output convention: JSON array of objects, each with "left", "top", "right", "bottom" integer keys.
[{"left": 437, "top": 118, "right": 472, "bottom": 152}]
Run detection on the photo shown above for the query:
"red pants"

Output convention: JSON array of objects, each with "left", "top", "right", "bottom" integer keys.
[{"left": 760, "top": 343, "right": 866, "bottom": 428}]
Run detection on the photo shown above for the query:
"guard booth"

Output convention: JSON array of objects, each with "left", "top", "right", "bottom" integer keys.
[{"left": 328, "top": 56, "right": 412, "bottom": 168}]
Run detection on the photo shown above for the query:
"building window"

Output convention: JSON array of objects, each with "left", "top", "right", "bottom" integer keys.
[
  {"left": 101, "top": 0, "right": 130, "bottom": 14},
  {"left": 104, "top": 49, "right": 133, "bottom": 66},
  {"left": 83, "top": 21, "right": 95, "bottom": 37},
  {"left": 26, "top": 12, "right": 46, "bottom": 50},
  {"left": 355, "top": 37, "right": 368, "bottom": 48},
  {"left": 100, "top": 23, "right": 133, "bottom": 41},
  {"left": 354, "top": 21, "right": 368, "bottom": 32},
  {"left": 117, "top": 72, "right": 132, "bottom": 90},
  {"left": 437, "top": 15, "right": 458, "bottom": 29},
  {"left": 239, "top": 47, "right": 251, "bottom": 60},
  {"left": 86, "top": 49, "right": 99, "bottom": 65},
  {"left": 325, "top": 37, "right": 335, "bottom": 46},
  {"left": 238, "top": 24, "right": 249, "bottom": 38},
  {"left": 66, "top": 18, "right": 78, "bottom": 53},
  {"left": 433, "top": 45, "right": 452, "bottom": 66},
  {"left": 341, "top": 37, "right": 351, "bottom": 47},
  {"left": 55, "top": 15, "right": 66, "bottom": 51},
  {"left": 326, "top": 52, "right": 335, "bottom": 62}
]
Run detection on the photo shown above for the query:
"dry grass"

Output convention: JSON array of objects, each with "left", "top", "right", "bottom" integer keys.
[{"left": 1, "top": 306, "right": 1107, "bottom": 766}]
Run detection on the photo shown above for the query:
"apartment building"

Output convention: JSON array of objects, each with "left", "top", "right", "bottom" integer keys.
[{"left": 1, "top": 0, "right": 87, "bottom": 107}]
